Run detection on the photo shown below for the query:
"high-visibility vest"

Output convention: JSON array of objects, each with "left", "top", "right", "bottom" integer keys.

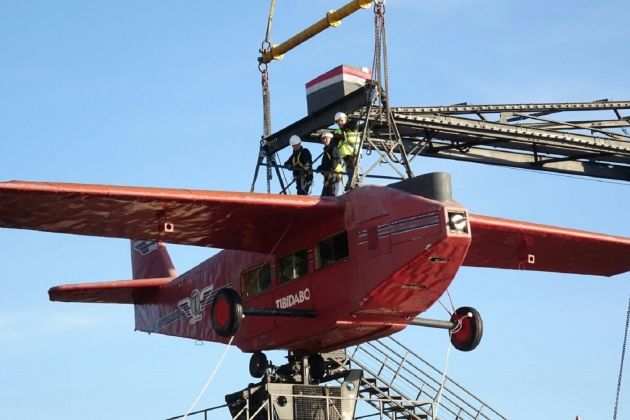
[{"left": 337, "top": 128, "right": 360, "bottom": 158}]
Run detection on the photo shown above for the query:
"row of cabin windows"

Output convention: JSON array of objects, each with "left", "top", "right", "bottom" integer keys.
[{"left": 240, "top": 231, "right": 349, "bottom": 298}]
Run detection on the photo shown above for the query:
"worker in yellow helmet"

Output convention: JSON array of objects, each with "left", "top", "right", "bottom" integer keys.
[
  {"left": 333, "top": 112, "right": 362, "bottom": 191},
  {"left": 316, "top": 131, "right": 343, "bottom": 197},
  {"left": 284, "top": 135, "right": 313, "bottom": 195}
]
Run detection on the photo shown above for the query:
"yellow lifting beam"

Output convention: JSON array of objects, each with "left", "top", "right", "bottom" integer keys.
[{"left": 259, "top": 0, "right": 373, "bottom": 64}]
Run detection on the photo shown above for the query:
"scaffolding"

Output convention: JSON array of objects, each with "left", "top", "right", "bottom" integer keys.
[{"left": 165, "top": 336, "right": 507, "bottom": 420}]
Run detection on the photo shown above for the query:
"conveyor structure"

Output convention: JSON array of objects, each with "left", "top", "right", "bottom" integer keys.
[{"left": 254, "top": 84, "right": 630, "bottom": 190}]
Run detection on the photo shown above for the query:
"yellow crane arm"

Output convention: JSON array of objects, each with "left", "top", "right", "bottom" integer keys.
[{"left": 259, "top": 0, "right": 372, "bottom": 64}]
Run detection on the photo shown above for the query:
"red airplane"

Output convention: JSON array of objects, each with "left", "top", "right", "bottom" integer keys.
[{"left": 1, "top": 172, "right": 629, "bottom": 379}]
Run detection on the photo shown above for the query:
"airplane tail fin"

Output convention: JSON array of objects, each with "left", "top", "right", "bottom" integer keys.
[{"left": 130, "top": 240, "right": 177, "bottom": 279}]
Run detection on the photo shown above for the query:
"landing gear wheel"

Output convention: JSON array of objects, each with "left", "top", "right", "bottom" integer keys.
[
  {"left": 249, "top": 352, "right": 268, "bottom": 378},
  {"left": 450, "top": 306, "right": 483, "bottom": 352},
  {"left": 308, "top": 354, "right": 326, "bottom": 381},
  {"left": 211, "top": 288, "right": 243, "bottom": 337}
]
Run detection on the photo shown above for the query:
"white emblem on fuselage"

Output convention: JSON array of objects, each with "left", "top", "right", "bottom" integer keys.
[
  {"left": 177, "top": 285, "right": 214, "bottom": 325},
  {"left": 275, "top": 288, "right": 311, "bottom": 309}
]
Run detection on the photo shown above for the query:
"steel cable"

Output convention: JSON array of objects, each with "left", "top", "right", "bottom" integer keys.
[
  {"left": 613, "top": 297, "right": 630, "bottom": 420},
  {"left": 182, "top": 336, "right": 235, "bottom": 419}
]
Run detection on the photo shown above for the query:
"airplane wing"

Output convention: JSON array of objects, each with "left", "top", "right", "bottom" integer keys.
[
  {"left": 49, "top": 277, "right": 173, "bottom": 303},
  {"left": 464, "top": 214, "right": 630, "bottom": 276},
  {"left": 0, "top": 180, "right": 343, "bottom": 254}
]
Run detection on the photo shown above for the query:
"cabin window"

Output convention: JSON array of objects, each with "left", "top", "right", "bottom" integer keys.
[
  {"left": 241, "top": 264, "right": 271, "bottom": 298},
  {"left": 278, "top": 250, "right": 309, "bottom": 284},
  {"left": 316, "top": 231, "right": 349, "bottom": 269}
]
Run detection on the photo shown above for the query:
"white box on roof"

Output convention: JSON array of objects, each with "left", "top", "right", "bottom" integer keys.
[{"left": 305, "top": 65, "right": 371, "bottom": 115}]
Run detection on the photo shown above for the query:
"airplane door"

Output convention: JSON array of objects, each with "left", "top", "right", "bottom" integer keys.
[
  {"left": 272, "top": 249, "right": 314, "bottom": 329},
  {"left": 239, "top": 264, "right": 275, "bottom": 347}
]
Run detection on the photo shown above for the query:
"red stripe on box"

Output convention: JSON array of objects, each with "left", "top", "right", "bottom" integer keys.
[{"left": 306, "top": 65, "right": 371, "bottom": 88}]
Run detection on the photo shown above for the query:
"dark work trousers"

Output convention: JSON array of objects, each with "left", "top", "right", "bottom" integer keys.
[
  {"left": 296, "top": 174, "right": 313, "bottom": 195},
  {"left": 321, "top": 173, "right": 340, "bottom": 197},
  {"left": 343, "top": 156, "right": 356, "bottom": 191}
]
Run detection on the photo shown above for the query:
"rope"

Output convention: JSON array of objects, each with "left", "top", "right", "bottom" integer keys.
[
  {"left": 182, "top": 336, "right": 235, "bottom": 420},
  {"left": 274, "top": 152, "right": 290, "bottom": 186},
  {"left": 437, "top": 299, "right": 453, "bottom": 317},
  {"left": 613, "top": 297, "right": 630, "bottom": 420},
  {"left": 433, "top": 339, "right": 452, "bottom": 419},
  {"left": 446, "top": 289, "right": 456, "bottom": 313}
]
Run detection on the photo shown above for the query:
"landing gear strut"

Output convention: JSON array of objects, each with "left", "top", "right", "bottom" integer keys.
[
  {"left": 210, "top": 288, "right": 317, "bottom": 338},
  {"left": 408, "top": 305, "right": 483, "bottom": 351}
]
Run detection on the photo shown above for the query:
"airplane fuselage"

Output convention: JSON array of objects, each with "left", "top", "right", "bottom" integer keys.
[{"left": 134, "top": 186, "right": 472, "bottom": 353}]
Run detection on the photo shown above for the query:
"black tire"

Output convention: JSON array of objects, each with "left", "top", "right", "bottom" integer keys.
[
  {"left": 450, "top": 306, "right": 483, "bottom": 352},
  {"left": 211, "top": 288, "right": 243, "bottom": 337},
  {"left": 308, "top": 354, "right": 326, "bottom": 381},
  {"left": 249, "top": 352, "right": 268, "bottom": 378}
]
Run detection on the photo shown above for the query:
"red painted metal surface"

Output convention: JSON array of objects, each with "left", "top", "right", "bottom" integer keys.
[
  {"left": 3, "top": 180, "right": 630, "bottom": 354},
  {"left": 131, "top": 241, "right": 176, "bottom": 279},
  {"left": 49, "top": 277, "right": 174, "bottom": 304},
  {"left": 0, "top": 181, "right": 342, "bottom": 254},
  {"left": 465, "top": 214, "right": 630, "bottom": 276}
]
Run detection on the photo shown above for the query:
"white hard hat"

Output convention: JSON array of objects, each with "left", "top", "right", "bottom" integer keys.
[
  {"left": 289, "top": 135, "right": 302, "bottom": 146},
  {"left": 320, "top": 131, "right": 333, "bottom": 139},
  {"left": 334, "top": 112, "right": 347, "bottom": 122}
]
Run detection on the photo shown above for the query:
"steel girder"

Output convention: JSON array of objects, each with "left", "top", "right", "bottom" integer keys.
[{"left": 262, "top": 96, "right": 630, "bottom": 185}]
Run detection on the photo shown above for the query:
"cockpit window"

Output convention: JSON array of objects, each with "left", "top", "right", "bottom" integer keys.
[{"left": 316, "top": 231, "right": 349, "bottom": 269}]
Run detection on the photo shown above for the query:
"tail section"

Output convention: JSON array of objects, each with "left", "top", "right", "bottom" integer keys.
[
  {"left": 49, "top": 277, "right": 173, "bottom": 303},
  {"left": 46, "top": 241, "right": 176, "bottom": 305},
  {"left": 131, "top": 240, "right": 177, "bottom": 279}
]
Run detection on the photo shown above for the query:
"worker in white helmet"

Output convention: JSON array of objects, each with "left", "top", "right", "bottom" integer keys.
[
  {"left": 315, "top": 131, "right": 343, "bottom": 197},
  {"left": 333, "top": 111, "right": 363, "bottom": 191},
  {"left": 284, "top": 135, "right": 313, "bottom": 195}
]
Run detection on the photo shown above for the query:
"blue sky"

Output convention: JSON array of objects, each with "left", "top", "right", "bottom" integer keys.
[{"left": 1, "top": 1, "right": 629, "bottom": 419}]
